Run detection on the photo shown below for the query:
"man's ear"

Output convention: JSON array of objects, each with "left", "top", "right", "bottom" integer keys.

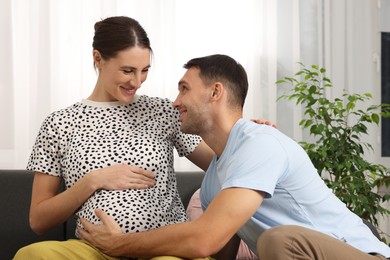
[
  {"left": 210, "top": 82, "right": 224, "bottom": 100},
  {"left": 93, "top": 50, "right": 103, "bottom": 68}
]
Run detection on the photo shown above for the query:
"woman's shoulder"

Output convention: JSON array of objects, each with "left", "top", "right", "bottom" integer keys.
[
  {"left": 138, "top": 95, "right": 172, "bottom": 105},
  {"left": 138, "top": 95, "right": 177, "bottom": 112},
  {"left": 137, "top": 95, "right": 180, "bottom": 122},
  {"left": 42, "top": 102, "right": 84, "bottom": 124}
]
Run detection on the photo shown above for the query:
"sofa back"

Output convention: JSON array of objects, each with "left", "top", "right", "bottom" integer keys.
[{"left": 0, "top": 169, "right": 204, "bottom": 260}]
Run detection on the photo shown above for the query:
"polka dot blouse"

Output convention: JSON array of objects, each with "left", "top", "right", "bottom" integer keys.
[{"left": 27, "top": 95, "right": 201, "bottom": 236}]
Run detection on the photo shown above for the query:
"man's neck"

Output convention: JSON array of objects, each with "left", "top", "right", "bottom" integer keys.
[{"left": 201, "top": 115, "right": 242, "bottom": 158}]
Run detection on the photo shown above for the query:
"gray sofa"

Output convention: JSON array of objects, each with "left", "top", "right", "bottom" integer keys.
[
  {"left": 0, "top": 169, "right": 205, "bottom": 260},
  {"left": 0, "top": 169, "right": 381, "bottom": 260}
]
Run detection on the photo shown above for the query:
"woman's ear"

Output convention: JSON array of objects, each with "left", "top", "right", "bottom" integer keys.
[{"left": 93, "top": 50, "right": 103, "bottom": 68}]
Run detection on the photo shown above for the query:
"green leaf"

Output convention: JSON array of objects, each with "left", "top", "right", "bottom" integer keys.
[
  {"left": 371, "top": 113, "right": 379, "bottom": 124},
  {"left": 311, "top": 124, "right": 325, "bottom": 135},
  {"left": 346, "top": 102, "right": 355, "bottom": 111}
]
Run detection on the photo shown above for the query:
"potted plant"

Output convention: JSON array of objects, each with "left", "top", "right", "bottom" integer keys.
[{"left": 276, "top": 63, "right": 390, "bottom": 243}]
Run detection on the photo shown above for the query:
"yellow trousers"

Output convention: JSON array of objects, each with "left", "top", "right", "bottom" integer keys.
[{"left": 13, "top": 239, "right": 212, "bottom": 260}]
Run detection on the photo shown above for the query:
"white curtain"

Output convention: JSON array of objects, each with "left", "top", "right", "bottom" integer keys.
[
  {"left": 0, "top": 0, "right": 387, "bottom": 168},
  {"left": 0, "top": 0, "right": 291, "bottom": 170}
]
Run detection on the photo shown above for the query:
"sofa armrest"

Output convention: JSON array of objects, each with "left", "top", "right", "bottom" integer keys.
[{"left": 0, "top": 170, "right": 66, "bottom": 259}]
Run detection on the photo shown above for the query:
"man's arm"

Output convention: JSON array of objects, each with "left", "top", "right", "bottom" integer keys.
[
  {"left": 212, "top": 233, "right": 241, "bottom": 260},
  {"left": 79, "top": 187, "right": 265, "bottom": 259}
]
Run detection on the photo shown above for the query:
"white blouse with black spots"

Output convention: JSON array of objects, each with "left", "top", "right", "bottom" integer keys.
[{"left": 27, "top": 95, "right": 201, "bottom": 236}]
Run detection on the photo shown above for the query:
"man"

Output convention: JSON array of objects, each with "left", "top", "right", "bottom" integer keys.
[{"left": 80, "top": 54, "right": 390, "bottom": 259}]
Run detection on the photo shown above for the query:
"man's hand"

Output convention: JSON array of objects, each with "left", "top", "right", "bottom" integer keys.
[{"left": 78, "top": 209, "right": 123, "bottom": 256}]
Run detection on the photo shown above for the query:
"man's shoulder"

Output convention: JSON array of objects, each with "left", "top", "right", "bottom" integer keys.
[{"left": 234, "top": 119, "right": 281, "bottom": 142}]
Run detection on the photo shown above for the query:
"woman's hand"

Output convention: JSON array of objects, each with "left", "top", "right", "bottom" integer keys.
[
  {"left": 86, "top": 164, "right": 156, "bottom": 191},
  {"left": 251, "top": 119, "right": 277, "bottom": 128}
]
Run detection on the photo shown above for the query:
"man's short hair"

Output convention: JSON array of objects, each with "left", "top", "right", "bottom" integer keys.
[{"left": 184, "top": 54, "right": 248, "bottom": 109}]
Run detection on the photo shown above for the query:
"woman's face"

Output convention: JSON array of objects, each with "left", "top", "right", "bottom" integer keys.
[{"left": 92, "top": 46, "right": 151, "bottom": 103}]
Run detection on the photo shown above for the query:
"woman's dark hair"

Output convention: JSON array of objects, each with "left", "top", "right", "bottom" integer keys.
[
  {"left": 184, "top": 54, "right": 248, "bottom": 109},
  {"left": 92, "top": 16, "right": 152, "bottom": 62}
]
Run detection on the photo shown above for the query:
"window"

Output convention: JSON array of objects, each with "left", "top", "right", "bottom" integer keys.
[
  {"left": 380, "top": 0, "right": 390, "bottom": 157},
  {"left": 382, "top": 32, "right": 390, "bottom": 157}
]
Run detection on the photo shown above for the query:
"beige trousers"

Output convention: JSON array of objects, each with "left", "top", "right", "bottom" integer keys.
[{"left": 257, "top": 225, "right": 389, "bottom": 260}]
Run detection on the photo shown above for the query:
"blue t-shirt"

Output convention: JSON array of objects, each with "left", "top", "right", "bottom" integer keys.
[{"left": 200, "top": 118, "right": 390, "bottom": 257}]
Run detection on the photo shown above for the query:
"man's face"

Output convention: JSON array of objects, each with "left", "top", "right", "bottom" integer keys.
[{"left": 173, "top": 67, "right": 211, "bottom": 135}]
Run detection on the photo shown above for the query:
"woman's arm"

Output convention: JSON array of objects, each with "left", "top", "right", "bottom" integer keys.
[
  {"left": 29, "top": 172, "right": 94, "bottom": 235},
  {"left": 185, "top": 140, "right": 214, "bottom": 171}
]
